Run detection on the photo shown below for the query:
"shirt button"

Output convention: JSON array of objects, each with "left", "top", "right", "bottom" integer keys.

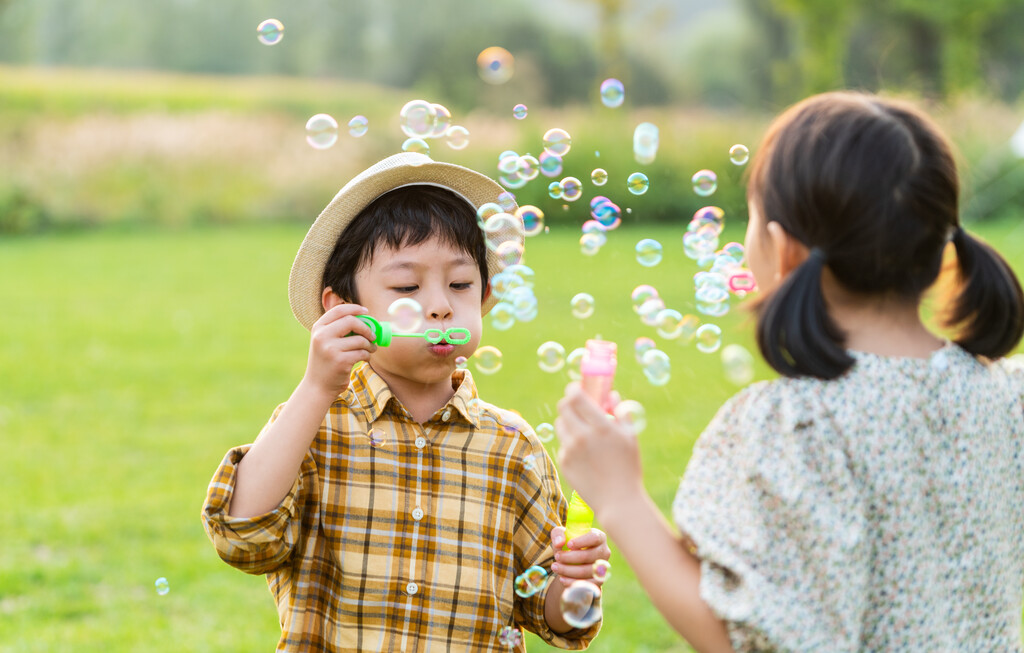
[
  {"left": 414, "top": 436, "right": 426, "bottom": 449},
  {"left": 441, "top": 409, "right": 451, "bottom": 421},
  {"left": 412, "top": 507, "right": 424, "bottom": 521},
  {"left": 406, "top": 582, "right": 419, "bottom": 595}
]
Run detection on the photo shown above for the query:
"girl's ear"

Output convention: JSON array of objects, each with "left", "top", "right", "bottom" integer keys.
[
  {"left": 766, "top": 221, "right": 810, "bottom": 282},
  {"left": 322, "top": 287, "right": 346, "bottom": 311}
]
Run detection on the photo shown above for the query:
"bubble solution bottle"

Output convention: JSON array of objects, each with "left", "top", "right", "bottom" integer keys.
[{"left": 563, "top": 339, "right": 616, "bottom": 550}]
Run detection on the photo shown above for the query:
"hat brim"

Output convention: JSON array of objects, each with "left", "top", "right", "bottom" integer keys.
[{"left": 288, "top": 152, "right": 518, "bottom": 330}]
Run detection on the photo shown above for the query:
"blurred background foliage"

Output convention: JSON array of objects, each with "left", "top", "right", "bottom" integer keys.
[{"left": 0, "top": 0, "right": 1022, "bottom": 234}]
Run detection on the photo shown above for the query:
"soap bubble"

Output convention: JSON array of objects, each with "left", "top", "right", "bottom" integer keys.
[
  {"left": 543, "top": 128, "right": 572, "bottom": 157},
  {"left": 368, "top": 428, "right": 387, "bottom": 448},
  {"left": 566, "top": 347, "right": 586, "bottom": 381},
  {"left": 633, "top": 122, "right": 659, "bottom": 165},
  {"left": 495, "top": 241, "right": 525, "bottom": 269},
  {"left": 514, "top": 565, "right": 549, "bottom": 598},
  {"left": 655, "top": 308, "right": 687, "bottom": 339},
  {"left": 722, "top": 344, "right": 755, "bottom": 385},
  {"left": 402, "top": 137, "right": 430, "bottom": 155},
  {"left": 641, "top": 349, "right": 671, "bottom": 386},
  {"left": 539, "top": 151, "right": 564, "bottom": 178},
  {"left": 635, "top": 238, "right": 663, "bottom": 267},
  {"left": 729, "top": 143, "right": 750, "bottom": 166},
  {"left": 387, "top": 298, "right": 424, "bottom": 333},
  {"left": 347, "top": 115, "right": 369, "bottom": 137},
  {"left": 477, "top": 46, "right": 515, "bottom": 84},
  {"left": 490, "top": 302, "right": 517, "bottom": 331},
  {"left": 256, "top": 19, "right": 284, "bottom": 45},
  {"left": 691, "top": 206, "right": 725, "bottom": 235},
  {"left": 537, "top": 341, "right": 566, "bottom": 373},
  {"left": 429, "top": 104, "right": 452, "bottom": 138},
  {"left": 473, "top": 346, "right": 503, "bottom": 374},
  {"left": 548, "top": 181, "right": 563, "bottom": 200},
  {"left": 517, "top": 155, "right": 540, "bottom": 181},
  {"left": 399, "top": 100, "right": 436, "bottom": 138},
  {"left": 591, "top": 559, "right": 612, "bottom": 582},
  {"left": 305, "top": 114, "right": 338, "bottom": 149},
  {"left": 626, "top": 172, "right": 650, "bottom": 196},
  {"left": 455, "top": 356, "right": 468, "bottom": 370},
  {"left": 638, "top": 297, "right": 666, "bottom": 327},
  {"left": 570, "top": 293, "right": 595, "bottom": 319},
  {"left": 497, "top": 191, "right": 517, "bottom": 213},
  {"left": 613, "top": 400, "right": 646, "bottom": 435},
  {"left": 560, "top": 581, "right": 603, "bottom": 629},
  {"left": 513, "top": 103, "right": 528, "bottom": 120},
  {"left": 633, "top": 337, "right": 657, "bottom": 363},
  {"left": 579, "top": 232, "right": 603, "bottom": 256},
  {"left": 536, "top": 422, "right": 555, "bottom": 443},
  {"left": 591, "top": 197, "right": 621, "bottom": 230},
  {"left": 560, "top": 177, "right": 583, "bottom": 202},
  {"left": 677, "top": 314, "right": 700, "bottom": 342},
  {"left": 692, "top": 169, "right": 718, "bottom": 197},
  {"left": 630, "top": 285, "right": 660, "bottom": 312},
  {"left": 154, "top": 577, "right": 170, "bottom": 596},
  {"left": 695, "top": 324, "right": 723, "bottom": 354},
  {"left": 517, "top": 205, "right": 545, "bottom": 237},
  {"left": 498, "top": 626, "right": 523, "bottom": 648},
  {"left": 599, "top": 78, "right": 625, "bottom": 108},
  {"left": 446, "top": 125, "right": 470, "bottom": 150},
  {"left": 590, "top": 168, "right": 608, "bottom": 186}
]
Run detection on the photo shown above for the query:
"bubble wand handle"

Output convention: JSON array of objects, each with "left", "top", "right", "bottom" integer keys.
[
  {"left": 563, "top": 490, "right": 594, "bottom": 550},
  {"left": 580, "top": 338, "right": 617, "bottom": 413}
]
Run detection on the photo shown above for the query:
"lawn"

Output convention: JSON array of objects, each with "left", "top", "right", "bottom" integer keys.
[{"left": 1, "top": 216, "right": 1022, "bottom": 652}]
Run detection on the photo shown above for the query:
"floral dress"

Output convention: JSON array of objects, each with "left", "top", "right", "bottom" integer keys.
[{"left": 674, "top": 344, "right": 1024, "bottom": 652}]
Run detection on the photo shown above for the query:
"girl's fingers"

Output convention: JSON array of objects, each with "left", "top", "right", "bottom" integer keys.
[{"left": 561, "top": 528, "right": 605, "bottom": 551}]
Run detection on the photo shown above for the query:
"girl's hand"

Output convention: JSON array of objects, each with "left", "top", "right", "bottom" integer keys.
[
  {"left": 304, "top": 303, "right": 377, "bottom": 396},
  {"left": 555, "top": 383, "right": 644, "bottom": 521},
  {"left": 549, "top": 526, "right": 612, "bottom": 587}
]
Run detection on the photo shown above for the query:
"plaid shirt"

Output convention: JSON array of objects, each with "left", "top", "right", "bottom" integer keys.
[{"left": 202, "top": 363, "right": 600, "bottom": 652}]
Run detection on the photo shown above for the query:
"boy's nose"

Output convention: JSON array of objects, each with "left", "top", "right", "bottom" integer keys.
[{"left": 429, "top": 306, "right": 453, "bottom": 320}]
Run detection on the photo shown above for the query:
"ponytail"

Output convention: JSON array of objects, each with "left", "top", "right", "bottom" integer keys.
[
  {"left": 756, "top": 249, "right": 855, "bottom": 380},
  {"left": 947, "top": 228, "right": 1024, "bottom": 359}
]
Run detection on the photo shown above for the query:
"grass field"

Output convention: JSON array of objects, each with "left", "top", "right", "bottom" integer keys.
[{"left": 1, "top": 216, "right": 1022, "bottom": 652}]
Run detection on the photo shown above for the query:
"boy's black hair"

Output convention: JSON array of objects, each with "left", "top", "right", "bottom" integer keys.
[
  {"left": 321, "top": 185, "right": 489, "bottom": 304},
  {"left": 748, "top": 91, "right": 1024, "bottom": 379}
]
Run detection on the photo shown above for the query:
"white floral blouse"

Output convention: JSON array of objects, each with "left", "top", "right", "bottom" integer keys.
[{"left": 674, "top": 344, "right": 1024, "bottom": 652}]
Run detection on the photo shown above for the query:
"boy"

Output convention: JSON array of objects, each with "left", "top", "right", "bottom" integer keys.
[{"left": 202, "top": 152, "right": 609, "bottom": 652}]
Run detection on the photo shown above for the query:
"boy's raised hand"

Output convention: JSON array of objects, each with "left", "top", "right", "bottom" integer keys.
[
  {"left": 549, "top": 526, "right": 612, "bottom": 587},
  {"left": 305, "top": 303, "right": 377, "bottom": 396}
]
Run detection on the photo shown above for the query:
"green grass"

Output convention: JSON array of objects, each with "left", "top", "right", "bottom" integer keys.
[{"left": 1, "top": 218, "right": 1022, "bottom": 652}]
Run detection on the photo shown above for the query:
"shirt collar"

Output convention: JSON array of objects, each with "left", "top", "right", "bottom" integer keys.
[{"left": 349, "top": 363, "right": 483, "bottom": 428}]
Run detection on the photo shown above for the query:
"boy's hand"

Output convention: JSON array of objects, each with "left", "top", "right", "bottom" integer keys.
[
  {"left": 549, "top": 526, "right": 612, "bottom": 587},
  {"left": 304, "top": 303, "right": 377, "bottom": 396}
]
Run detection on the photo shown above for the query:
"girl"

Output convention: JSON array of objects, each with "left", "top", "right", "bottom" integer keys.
[{"left": 554, "top": 92, "right": 1024, "bottom": 652}]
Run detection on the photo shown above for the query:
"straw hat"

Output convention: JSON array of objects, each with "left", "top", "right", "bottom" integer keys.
[{"left": 288, "top": 152, "right": 520, "bottom": 330}]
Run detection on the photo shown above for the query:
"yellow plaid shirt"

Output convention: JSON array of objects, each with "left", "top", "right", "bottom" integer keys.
[{"left": 202, "top": 363, "right": 600, "bottom": 652}]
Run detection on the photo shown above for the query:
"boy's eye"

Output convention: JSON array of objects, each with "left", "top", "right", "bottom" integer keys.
[
  {"left": 451, "top": 282, "right": 473, "bottom": 290},
  {"left": 392, "top": 286, "right": 418, "bottom": 293}
]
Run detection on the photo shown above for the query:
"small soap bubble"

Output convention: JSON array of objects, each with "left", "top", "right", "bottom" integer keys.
[
  {"left": 536, "top": 422, "right": 555, "bottom": 443},
  {"left": 722, "top": 344, "right": 755, "bottom": 386},
  {"left": 446, "top": 125, "right": 470, "bottom": 150},
  {"left": 638, "top": 297, "right": 666, "bottom": 327},
  {"left": 729, "top": 143, "right": 750, "bottom": 166},
  {"left": 566, "top": 347, "right": 586, "bottom": 381},
  {"left": 633, "top": 337, "right": 657, "bottom": 363},
  {"left": 256, "top": 19, "right": 284, "bottom": 45},
  {"left": 633, "top": 122, "right": 659, "bottom": 165},
  {"left": 627, "top": 172, "right": 650, "bottom": 196},
  {"left": 495, "top": 241, "right": 525, "bottom": 269},
  {"left": 477, "top": 202, "right": 503, "bottom": 227},
  {"left": 721, "top": 241, "right": 746, "bottom": 262},
  {"left": 517, "top": 155, "right": 540, "bottom": 181},
  {"left": 570, "top": 293, "right": 595, "bottom": 319},
  {"left": 517, "top": 205, "right": 545, "bottom": 237},
  {"left": 498, "top": 626, "right": 523, "bottom": 648},
  {"left": 473, "top": 346, "right": 504, "bottom": 375},
  {"left": 548, "top": 181, "right": 564, "bottom": 200},
  {"left": 543, "top": 128, "right": 572, "bottom": 157},
  {"left": 655, "top": 308, "right": 686, "bottom": 339},
  {"left": 635, "top": 238, "right": 663, "bottom": 267},
  {"left": 591, "top": 559, "right": 612, "bottom": 582},
  {"left": 154, "top": 577, "right": 170, "bottom": 596},
  {"left": 590, "top": 168, "right": 608, "bottom": 186},
  {"left": 613, "top": 400, "right": 646, "bottom": 435},
  {"left": 387, "top": 298, "right": 424, "bottom": 333},
  {"left": 560, "top": 581, "right": 603, "bottom": 629},
  {"left": 368, "top": 428, "right": 387, "bottom": 448},
  {"left": 514, "top": 565, "right": 549, "bottom": 598},
  {"left": 430, "top": 104, "right": 452, "bottom": 138},
  {"left": 513, "top": 103, "right": 528, "bottom": 120},
  {"left": 537, "top": 341, "right": 566, "bottom": 373},
  {"left": 347, "top": 115, "right": 369, "bottom": 137},
  {"left": 678, "top": 314, "right": 700, "bottom": 342},
  {"left": 539, "top": 151, "right": 564, "bottom": 178},
  {"left": 490, "top": 302, "right": 517, "bottom": 331},
  {"left": 402, "top": 137, "right": 430, "bottom": 155},
  {"left": 599, "top": 78, "right": 625, "bottom": 108},
  {"left": 399, "top": 100, "right": 437, "bottom": 138},
  {"left": 641, "top": 349, "right": 671, "bottom": 386},
  {"left": 455, "top": 356, "right": 468, "bottom": 370},
  {"left": 467, "top": 397, "right": 483, "bottom": 413},
  {"left": 695, "top": 324, "right": 723, "bottom": 354},
  {"left": 477, "top": 46, "right": 515, "bottom": 84},
  {"left": 497, "top": 191, "right": 517, "bottom": 213},
  {"left": 692, "top": 169, "right": 718, "bottom": 197},
  {"left": 305, "top": 114, "right": 338, "bottom": 150},
  {"left": 691, "top": 206, "right": 726, "bottom": 235},
  {"left": 559, "top": 177, "right": 583, "bottom": 202},
  {"left": 630, "top": 285, "right": 660, "bottom": 312},
  {"left": 579, "top": 232, "right": 603, "bottom": 256}
]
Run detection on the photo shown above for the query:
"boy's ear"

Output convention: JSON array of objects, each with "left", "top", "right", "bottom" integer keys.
[
  {"left": 766, "top": 221, "right": 810, "bottom": 282},
  {"left": 322, "top": 287, "right": 346, "bottom": 312}
]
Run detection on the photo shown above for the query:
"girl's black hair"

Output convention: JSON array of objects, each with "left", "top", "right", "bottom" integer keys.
[
  {"left": 749, "top": 91, "right": 1024, "bottom": 379},
  {"left": 321, "top": 185, "right": 488, "bottom": 304}
]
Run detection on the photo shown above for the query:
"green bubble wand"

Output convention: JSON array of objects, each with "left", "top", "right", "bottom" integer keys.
[{"left": 354, "top": 315, "right": 471, "bottom": 347}]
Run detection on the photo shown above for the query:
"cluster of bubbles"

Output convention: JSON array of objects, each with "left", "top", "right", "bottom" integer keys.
[
  {"left": 477, "top": 46, "right": 515, "bottom": 85},
  {"left": 497, "top": 148, "right": 565, "bottom": 190},
  {"left": 514, "top": 565, "right": 549, "bottom": 598},
  {"left": 303, "top": 113, "right": 370, "bottom": 150},
  {"left": 489, "top": 262, "right": 540, "bottom": 332},
  {"left": 399, "top": 99, "right": 471, "bottom": 154},
  {"left": 576, "top": 196, "right": 622, "bottom": 256}
]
